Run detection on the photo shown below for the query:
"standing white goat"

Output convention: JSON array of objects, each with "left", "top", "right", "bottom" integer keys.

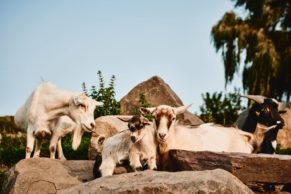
[{"left": 14, "top": 81, "right": 102, "bottom": 159}]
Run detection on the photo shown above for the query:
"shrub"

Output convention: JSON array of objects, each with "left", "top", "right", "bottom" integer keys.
[
  {"left": 199, "top": 89, "right": 246, "bottom": 125},
  {"left": 83, "top": 70, "right": 120, "bottom": 117}
]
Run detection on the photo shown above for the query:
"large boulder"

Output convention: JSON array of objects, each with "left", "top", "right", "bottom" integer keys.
[
  {"left": 119, "top": 76, "right": 203, "bottom": 125},
  {"left": 1, "top": 158, "right": 95, "bottom": 194},
  {"left": 166, "top": 150, "right": 291, "bottom": 193},
  {"left": 57, "top": 169, "right": 253, "bottom": 194}
]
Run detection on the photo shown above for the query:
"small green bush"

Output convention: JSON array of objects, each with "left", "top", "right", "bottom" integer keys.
[
  {"left": 134, "top": 92, "right": 154, "bottom": 121},
  {"left": 276, "top": 148, "right": 291, "bottom": 155},
  {"left": 199, "top": 89, "right": 246, "bottom": 125},
  {"left": 60, "top": 133, "right": 90, "bottom": 160},
  {"left": 0, "top": 135, "right": 26, "bottom": 168},
  {"left": 83, "top": 70, "right": 120, "bottom": 118}
]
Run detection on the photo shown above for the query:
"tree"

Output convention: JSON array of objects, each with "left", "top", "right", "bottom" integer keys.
[
  {"left": 199, "top": 89, "right": 246, "bottom": 125},
  {"left": 211, "top": 0, "right": 291, "bottom": 101},
  {"left": 83, "top": 71, "right": 120, "bottom": 118}
]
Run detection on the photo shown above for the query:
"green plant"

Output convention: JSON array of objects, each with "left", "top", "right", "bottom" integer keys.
[
  {"left": 134, "top": 92, "right": 154, "bottom": 120},
  {"left": 0, "top": 135, "right": 26, "bottom": 167},
  {"left": 60, "top": 133, "right": 91, "bottom": 160},
  {"left": 199, "top": 89, "right": 246, "bottom": 125},
  {"left": 83, "top": 70, "right": 120, "bottom": 117}
]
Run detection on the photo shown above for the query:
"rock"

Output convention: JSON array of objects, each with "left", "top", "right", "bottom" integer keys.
[
  {"left": 166, "top": 150, "right": 291, "bottom": 193},
  {"left": 1, "top": 158, "right": 95, "bottom": 194},
  {"left": 57, "top": 169, "right": 253, "bottom": 194},
  {"left": 119, "top": 76, "right": 203, "bottom": 125}
]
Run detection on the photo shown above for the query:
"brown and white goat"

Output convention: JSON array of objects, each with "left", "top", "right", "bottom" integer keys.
[
  {"left": 93, "top": 115, "right": 157, "bottom": 178},
  {"left": 140, "top": 104, "right": 284, "bottom": 167}
]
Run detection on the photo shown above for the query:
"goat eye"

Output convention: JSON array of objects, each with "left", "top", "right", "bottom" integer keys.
[
  {"left": 172, "top": 117, "right": 176, "bottom": 121},
  {"left": 79, "top": 104, "right": 86, "bottom": 111}
]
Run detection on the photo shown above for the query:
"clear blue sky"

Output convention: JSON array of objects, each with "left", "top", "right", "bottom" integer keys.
[{"left": 0, "top": 0, "right": 243, "bottom": 116}]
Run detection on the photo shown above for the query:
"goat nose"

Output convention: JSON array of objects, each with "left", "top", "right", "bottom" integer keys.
[
  {"left": 131, "top": 136, "right": 136, "bottom": 143},
  {"left": 159, "top": 133, "right": 166, "bottom": 139},
  {"left": 90, "top": 122, "right": 95, "bottom": 129}
]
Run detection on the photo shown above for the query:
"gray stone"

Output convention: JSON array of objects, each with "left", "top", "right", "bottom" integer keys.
[
  {"left": 1, "top": 158, "right": 94, "bottom": 194},
  {"left": 57, "top": 169, "right": 253, "bottom": 194},
  {"left": 167, "top": 150, "right": 291, "bottom": 193},
  {"left": 119, "top": 76, "right": 203, "bottom": 125}
]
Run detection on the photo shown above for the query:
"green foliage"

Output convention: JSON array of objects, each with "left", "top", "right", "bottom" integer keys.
[
  {"left": 211, "top": 0, "right": 291, "bottom": 100},
  {"left": 276, "top": 148, "right": 291, "bottom": 155},
  {"left": 138, "top": 92, "right": 151, "bottom": 108},
  {"left": 134, "top": 93, "right": 154, "bottom": 121},
  {"left": 0, "top": 135, "right": 26, "bottom": 168},
  {"left": 0, "top": 133, "right": 90, "bottom": 169},
  {"left": 0, "top": 116, "right": 22, "bottom": 133},
  {"left": 83, "top": 70, "right": 120, "bottom": 117},
  {"left": 60, "top": 133, "right": 90, "bottom": 160},
  {"left": 199, "top": 89, "right": 246, "bottom": 125}
]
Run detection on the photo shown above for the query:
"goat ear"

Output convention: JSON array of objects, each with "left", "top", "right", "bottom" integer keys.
[
  {"left": 142, "top": 117, "right": 151, "bottom": 125},
  {"left": 243, "top": 133, "right": 254, "bottom": 143},
  {"left": 174, "top": 104, "right": 192, "bottom": 115},
  {"left": 73, "top": 94, "right": 85, "bottom": 106},
  {"left": 263, "top": 124, "right": 279, "bottom": 133},
  {"left": 118, "top": 116, "right": 132, "bottom": 123},
  {"left": 98, "top": 136, "right": 105, "bottom": 145},
  {"left": 139, "top": 107, "right": 156, "bottom": 115}
]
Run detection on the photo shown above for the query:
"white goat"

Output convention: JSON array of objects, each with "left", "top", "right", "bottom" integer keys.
[
  {"left": 140, "top": 104, "right": 281, "bottom": 160},
  {"left": 94, "top": 115, "right": 157, "bottom": 178},
  {"left": 49, "top": 116, "right": 77, "bottom": 160},
  {"left": 49, "top": 115, "right": 130, "bottom": 160},
  {"left": 89, "top": 115, "right": 132, "bottom": 157},
  {"left": 14, "top": 81, "right": 102, "bottom": 159}
]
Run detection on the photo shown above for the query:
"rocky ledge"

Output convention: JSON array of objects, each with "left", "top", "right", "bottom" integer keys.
[{"left": 1, "top": 157, "right": 254, "bottom": 194}]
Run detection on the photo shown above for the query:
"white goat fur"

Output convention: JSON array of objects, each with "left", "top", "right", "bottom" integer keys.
[
  {"left": 50, "top": 115, "right": 131, "bottom": 160},
  {"left": 140, "top": 105, "right": 255, "bottom": 155},
  {"left": 49, "top": 116, "right": 77, "bottom": 160},
  {"left": 90, "top": 115, "right": 132, "bottom": 154},
  {"left": 99, "top": 116, "right": 157, "bottom": 177},
  {"left": 14, "top": 81, "right": 102, "bottom": 159}
]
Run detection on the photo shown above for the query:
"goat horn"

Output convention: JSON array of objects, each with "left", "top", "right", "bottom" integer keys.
[{"left": 241, "top": 95, "right": 265, "bottom": 104}]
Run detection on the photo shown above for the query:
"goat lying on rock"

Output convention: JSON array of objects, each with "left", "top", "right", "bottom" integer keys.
[
  {"left": 93, "top": 115, "right": 157, "bottom": 178},
  {"left": 140, "top": 104, "right": 283, "bottom": 169}
]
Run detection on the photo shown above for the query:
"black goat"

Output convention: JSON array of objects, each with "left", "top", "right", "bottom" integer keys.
[{"left": 236, "top": 95, "right": 284, "bottom": 154}]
